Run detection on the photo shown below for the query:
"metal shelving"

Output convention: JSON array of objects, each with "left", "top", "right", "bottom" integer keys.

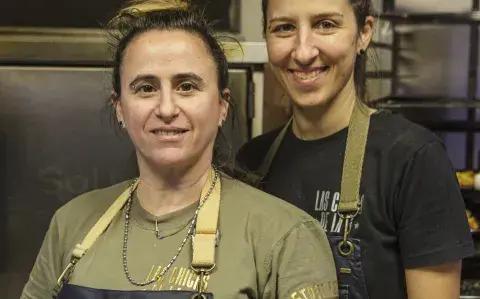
[
  {"left": 373, "top": 0, "right": 480, "bottom": 169},
  {"left": 379, "top": 11, "right": 480, "bottom": 24}
]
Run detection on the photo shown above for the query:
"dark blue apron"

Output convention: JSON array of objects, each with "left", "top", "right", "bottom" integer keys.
[
  {"left": 56, "top": 284, "right": 214, "bottom": 299},
  {"left": 243, "top": 103, "right": 372, "bottom": 299},
  {"left": 329, "top": 232, "right": 369, "bottom": 299}
]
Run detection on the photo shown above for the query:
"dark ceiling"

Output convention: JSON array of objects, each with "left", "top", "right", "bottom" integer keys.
[{"left": 0, "top": 0, "right": 234, "bottom": 31}]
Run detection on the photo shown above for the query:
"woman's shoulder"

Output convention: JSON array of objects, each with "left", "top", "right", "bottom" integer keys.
[
  {"left": 219, "top": 174, "right": 337, "bottom": 296},
  {"left": 53, "top": 179, "right": 134, "bottom": 230},
  {"left": 369, "top": 110, "right": 444, "bottom": 156},
  {"left": 220, "top": 175, "right": 316, "bottom": 226}
]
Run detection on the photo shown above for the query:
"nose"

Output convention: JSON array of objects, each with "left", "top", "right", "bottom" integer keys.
[
  {"left": 154, "top": 89, "right": 179, "bottom": 122},
  {"left": 292, "top": 28, "right": 319, "bottom": 66}
]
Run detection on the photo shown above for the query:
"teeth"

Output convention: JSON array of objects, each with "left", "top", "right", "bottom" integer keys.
[
  {"left": 292, "top": 69, "right": 325, "bottom": 80},
  {"left": 153, "top": 130, "right": 184, "bottom": 135}
]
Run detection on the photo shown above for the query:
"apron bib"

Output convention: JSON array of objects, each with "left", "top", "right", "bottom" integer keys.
[
  {"left": 245, "top": 102, "right": 373, "bottom": 299},
  {"left": 56, "top": 284, "right": 214, "bottom": 299},
  {"left": 52, "top": 168, "right": 222, "bottom": 299}
]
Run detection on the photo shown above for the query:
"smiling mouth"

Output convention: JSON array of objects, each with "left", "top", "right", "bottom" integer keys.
[
  {"left": 289, "top": 67, "right": 329, "bottom": 81},
  {"left": 151, "top": 129, "right": 188, "bottom": 136}
]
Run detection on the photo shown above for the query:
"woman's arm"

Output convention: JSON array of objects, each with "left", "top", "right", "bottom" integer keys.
[
  {"left": 395, "top": 141, "right": 474, "bottom": 298},
  {"left": 405, "top": 261, "right": 461, "bottom": 299},
  {"left": 263, "top": 219, "right": 339, "bottom": 299},
  {"left": 21, "top": 214, "right": 62, "bottom": 299}
]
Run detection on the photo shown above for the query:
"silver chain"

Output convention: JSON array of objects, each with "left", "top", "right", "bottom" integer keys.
[{"left": 122, "top": 166, "right": 219, "bottom": 287}]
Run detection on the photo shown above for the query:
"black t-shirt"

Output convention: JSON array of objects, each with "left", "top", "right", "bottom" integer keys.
[{"left": 236, "top": 110, "right": 475, "bottom": 299}]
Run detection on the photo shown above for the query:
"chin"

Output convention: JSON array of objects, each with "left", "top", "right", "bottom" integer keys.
[
  {"left": 290, "top": 90, "right": 332, "bottom": 108},
  {"left": 278, "top": 78, "right": 330, "bottom": 108},
  {"left": 143, "top": 148, "right": 189, "bottom": 169},
  {"left": 153, "top": 156, "right": 187, "bottom": 168}
]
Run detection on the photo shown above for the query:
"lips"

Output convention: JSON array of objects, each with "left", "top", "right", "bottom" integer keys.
[
  {"left": 289, "top": 66, "right": 329, "bottom": 81},
  {"left": 151, "top": 129, "right": 188, "bottom": 136},
  {"left": 150, "top": 127, "right": 189, "bottom": 140}
]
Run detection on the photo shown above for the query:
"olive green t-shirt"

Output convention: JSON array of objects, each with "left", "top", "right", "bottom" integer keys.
[{"left": 21, "top": 175, "right": 338, "bottom": 299}]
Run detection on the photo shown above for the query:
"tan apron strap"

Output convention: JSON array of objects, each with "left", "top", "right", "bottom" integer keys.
[
  {"left": 72, "top": 180, "right": 139, "bottom": 259},
  {"left": 245, "top": 117, "right": 292, "bottom": 184},
  {"left": 191, "top": 168, "right": 221, "bottom": 270},
  {"left": 250, "top": 102, "right": 372, "bottom": 214},
  {"left": 338, "top": 103, "right": 373, "bottom": 213},
  {"left": 258, "top": 117, "right": 292, "bottom": 178},
  {"left": 54, "top": 180, "right": 138, "bottom": 294}
]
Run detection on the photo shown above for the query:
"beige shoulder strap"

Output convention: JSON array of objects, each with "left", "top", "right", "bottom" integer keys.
[
  {"left": 54, "top": 180, "right": 138, "bottom": 294},
  {"left": 191, "top": 169, "right": 221, "bottom": 270},
  {"left": 258, "top": 117, "right": 292, "bottom": 177},
  {"left": 338, "top": 103, "right": 373, "bottom": 214},
  {"left": 251, "top": 102, "right": 372, "bottom": 214},
  {"left": 245, "top": 118, "right": 292, "bottom": 185},
  {"left": 72, "top": 180, "right": 139, "bottom": 259}
]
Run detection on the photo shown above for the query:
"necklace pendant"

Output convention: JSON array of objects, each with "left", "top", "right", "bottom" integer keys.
[
  {"left": 155, "top": 224, "right": 163, "bottom": 240},
  {"left": 155, "top": 230, "right": 164, "bottom": 240},
  {"left": 155, "top": 219, "right": 163, "bottom": 240}
]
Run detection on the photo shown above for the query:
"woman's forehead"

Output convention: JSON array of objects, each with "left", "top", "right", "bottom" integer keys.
[
  {"left": 121, "top": 30, "right": 216, "bottom": 79},
  {"left": 267, "top": 0, "right": 352, "bottom": 17}
]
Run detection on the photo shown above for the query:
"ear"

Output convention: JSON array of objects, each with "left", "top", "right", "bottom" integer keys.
[
  {"left": 219, "top": 88, "right": 230, "bottom": 126},
  {"left": 357, "top": 16, "right": 374, "bottom": 54},
  {"left": 111, "top": 91, "right": 124, "bottom": 123}
]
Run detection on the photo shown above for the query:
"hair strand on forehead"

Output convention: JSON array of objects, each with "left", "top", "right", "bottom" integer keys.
[{"left": 121, "top": 0, "right": 189, "bottom": 13}]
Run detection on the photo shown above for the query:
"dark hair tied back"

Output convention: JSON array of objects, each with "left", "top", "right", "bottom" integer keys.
[
  {"left": 105, "top": 0, "right": 230, "bottom": 99},
  {"left": 105, "top": 0, "right": 241, "bottom": 173}
]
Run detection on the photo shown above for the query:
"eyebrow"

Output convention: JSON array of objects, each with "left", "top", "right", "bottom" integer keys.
[
  {"left": 174, "top": 72, "right": 204, "bottom": 83},
  {"left": 128, "top": 72, "right": 205, "bottom": 88},
  {"left": 129, "top": 74, "right": 159, "bottom": 89},
  {"left": 268, "top": 12, "right": 344, "bottom": 24}
]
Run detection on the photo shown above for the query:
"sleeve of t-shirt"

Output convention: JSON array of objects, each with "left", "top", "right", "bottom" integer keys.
[
  {"left": 20, "top": 214, "right": 62, "bottom": 299},
  {"left": 262, "top": 219, "right": 339, "bottom": 299},
  {"left": 395, "top": 140, "right": 475, "bottom": 269}
]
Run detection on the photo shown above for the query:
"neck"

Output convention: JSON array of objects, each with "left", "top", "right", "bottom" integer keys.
[
  {"left": 135, "top": 154, "right": 213, "bottom": 217},
  {"left": 292, "top": 80, "right": 357, "bottom": 140}
]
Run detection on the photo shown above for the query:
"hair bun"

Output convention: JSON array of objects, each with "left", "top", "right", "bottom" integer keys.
[{"left": 119, "top": 0, "right": 189, "bottom": 14}]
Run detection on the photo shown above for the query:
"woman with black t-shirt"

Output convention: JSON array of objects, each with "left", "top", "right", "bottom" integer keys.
[{"left": 236, "top": 0, "right": 474, "bottom": 298}]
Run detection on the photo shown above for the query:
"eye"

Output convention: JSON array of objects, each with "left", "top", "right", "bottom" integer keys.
[
  {"left": 272, "top": 23, "right": 296, "bottom": 33},
  {"left": 177, "top": 82, "right": 197, "bottom": 93},
  {"left": 136, "top": 84, "right": 156, "bottom": 94},
  {"left": 316, "top": 20, "right": 336, "bottom": 30}
]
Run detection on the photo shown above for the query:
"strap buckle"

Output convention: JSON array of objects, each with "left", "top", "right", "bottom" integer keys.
[
  {"left": 192, "top": 229, "right": 220, "bottom": 247},
  {"left": 52, "top": 257, "right": 79, "bottom": 298},
  {"left": 336, "top": 209, "right": 360, "bottom": 257},
  {"left": 190, "top": 264, "right": 216, "bottom": 299}
]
